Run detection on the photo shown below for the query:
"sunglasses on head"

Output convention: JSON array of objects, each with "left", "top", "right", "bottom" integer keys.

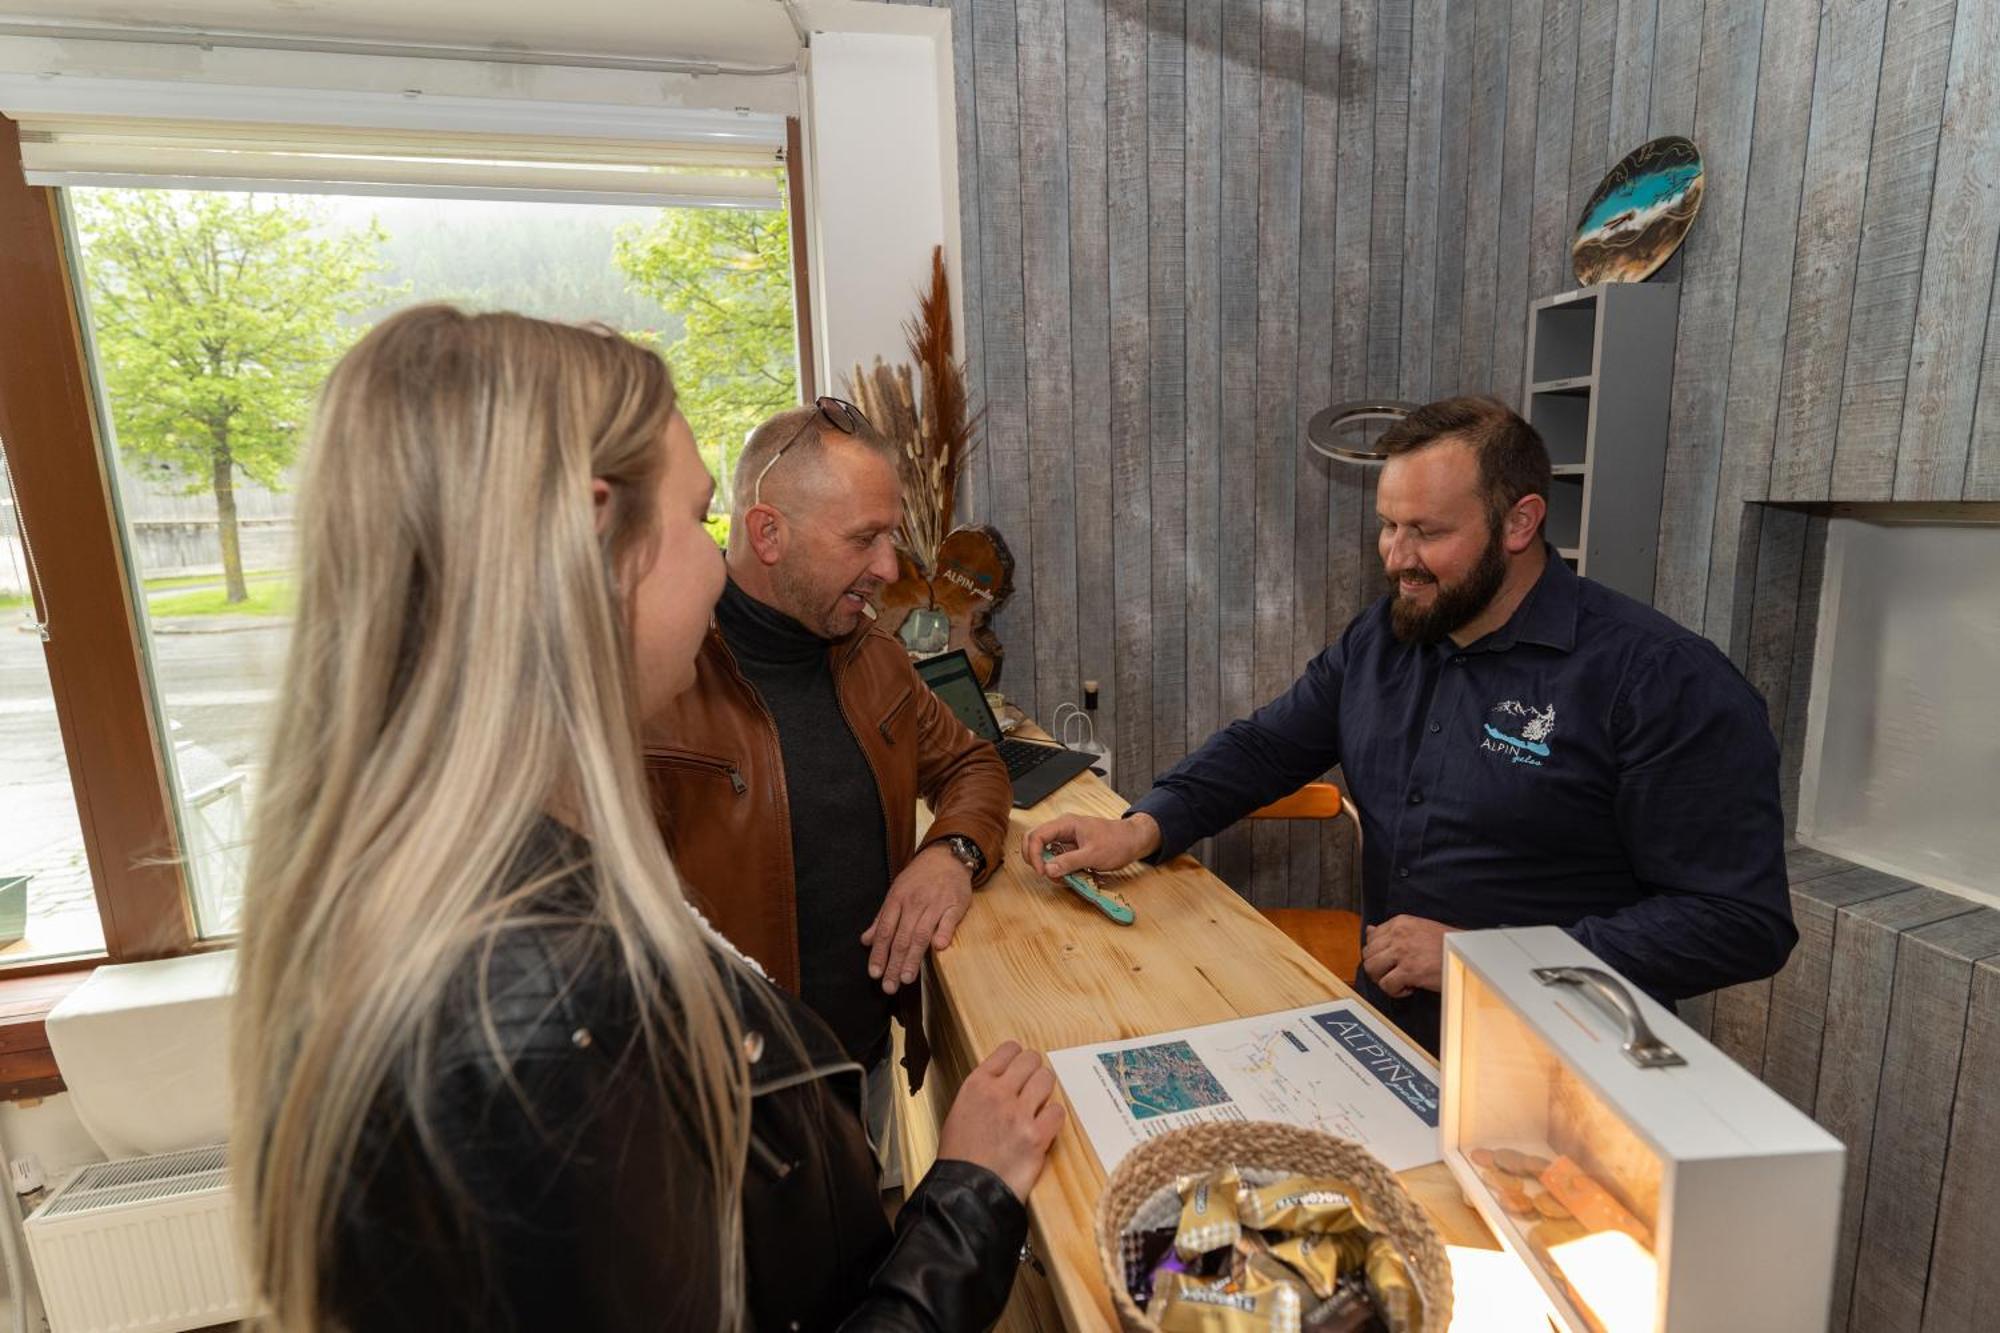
[{"left": 751, "top": 396, "right": 872, "bottom": 507}]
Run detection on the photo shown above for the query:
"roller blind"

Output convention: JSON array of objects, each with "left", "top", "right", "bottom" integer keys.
[{"left": 15, "top": 115, "right": 785, "bottom": 207}]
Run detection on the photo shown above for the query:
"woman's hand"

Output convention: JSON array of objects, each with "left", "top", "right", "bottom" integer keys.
[{"left": 935, "top": 1041, "right": 1066, "bottom": 1202}]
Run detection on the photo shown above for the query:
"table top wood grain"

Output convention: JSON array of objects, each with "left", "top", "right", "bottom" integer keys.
[{"left": 921, "top": 746, "right": 1496, "bottom": 1332}]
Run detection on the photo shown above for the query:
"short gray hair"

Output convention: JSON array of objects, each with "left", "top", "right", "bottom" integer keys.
[{"left": 731, "top": 402, "right": 902, "bottom": 515}]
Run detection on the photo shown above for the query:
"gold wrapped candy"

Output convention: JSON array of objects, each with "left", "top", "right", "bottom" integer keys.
[
  {"left": 1174, "top": 1167, "right": 1245, "bottom": 1259},
  {"left": 1268, "top": 1231, "right": 1371, "bottom": 1301},
  {"left": 1362, "top": 1234, "right": 1423, "bottom": 1333},
  {"left": 1238, "top": 1176, "right": 1371, "bottom": 1234},
  {"left": 1149, "top": 1269, "right": 1305, "bottom": 1333}
]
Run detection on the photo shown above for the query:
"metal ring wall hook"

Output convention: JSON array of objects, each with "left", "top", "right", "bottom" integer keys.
[{"left": 1304, "top": 398, "right": 1421, "bottom": 465}]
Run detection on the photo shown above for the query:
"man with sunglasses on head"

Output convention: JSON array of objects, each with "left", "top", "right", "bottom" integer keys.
[{"left": 644, "top": 398, "right": 1012, "bottom": 1163}]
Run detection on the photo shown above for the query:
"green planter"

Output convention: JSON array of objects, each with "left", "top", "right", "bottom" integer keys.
[{"left": 0, "top": 875, "right": 27, "bottom": 948}]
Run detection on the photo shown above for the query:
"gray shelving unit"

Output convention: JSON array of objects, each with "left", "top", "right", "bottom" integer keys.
[{"left": 1521, "top": 280, "right": 1680, "bottom": 603}]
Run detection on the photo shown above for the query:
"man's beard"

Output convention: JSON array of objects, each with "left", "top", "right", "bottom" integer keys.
[
  {"left": 773, "top": 562, "right": 873, "bottom": 639},
  {"left": 1387, "top": 520, "right": 1509, "bottom": 644}
]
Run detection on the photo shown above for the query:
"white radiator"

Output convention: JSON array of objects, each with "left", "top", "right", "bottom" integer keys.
[{"left": 21, "top": 1144, "right": 250, "bottom": 1333}]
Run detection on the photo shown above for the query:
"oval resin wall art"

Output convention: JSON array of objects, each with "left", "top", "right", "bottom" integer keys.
[{"left": 1571, "top": 136, "right": 1704, "bottom": 285}]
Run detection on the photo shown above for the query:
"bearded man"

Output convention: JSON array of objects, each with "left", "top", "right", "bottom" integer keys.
[{"left": 1023, "top": 395, "right": 1794, "bottom": 1052}]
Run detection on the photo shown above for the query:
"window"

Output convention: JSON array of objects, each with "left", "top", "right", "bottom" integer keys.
[
  {"left": 0, "top": 106, "right": 808, "bottom": 967},
  {"left": 0, "top": 443, "right": 106, "bottom": 962}
]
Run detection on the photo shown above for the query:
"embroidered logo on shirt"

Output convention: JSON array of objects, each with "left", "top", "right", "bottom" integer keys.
[{"left": 1480, "top": 700, "right": 1556, "bottom": 766}]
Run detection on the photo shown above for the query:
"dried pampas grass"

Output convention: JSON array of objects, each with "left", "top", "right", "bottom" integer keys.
[{"left": 846, "top": 245, "right": 981, "bottom": 572}]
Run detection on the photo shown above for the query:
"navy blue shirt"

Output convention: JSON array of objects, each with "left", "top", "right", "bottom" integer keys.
[{"left": 1132, "top": 550, "right": 1796, "bottom": 1051}]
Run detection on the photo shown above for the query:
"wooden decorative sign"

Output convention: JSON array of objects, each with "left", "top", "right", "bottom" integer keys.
[{"left": 877, "top": 525, "right": 1015, "bottom": 686}]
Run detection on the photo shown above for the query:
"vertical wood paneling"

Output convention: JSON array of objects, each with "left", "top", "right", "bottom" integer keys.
[
  {"left": 952, "top": 0, "right": 990, "bottom": 524},
  {"left": 1457, "top": 0, "right": 1509, "bottom": 390},
  {"left": 1249, "top": 0, "right": 1305, "bottom": 906},
  {"left": 1183, "top": 0, "right": 1222, "bottom": 761},
  {"left": 972, "top": 0, "right": 1038, "bottom": 713},
  {"left": 1068, "top": 0, "right": 1116, "bottom": 747},
  {"left": 1649, "top": 0, "right": 1763, "bottom": 630},
  {"left": 1401, "top": 0, "right": 1447, "bottom": 399},
  {"left": 1430, "top": 0, "right": 1477, "bottom": 388},
  {"left": 1817, "top": 887, "right": 1980, "bottom": 1333},
  {"left": 1608, "top": 0, "right": 1658, "bottom": 156},
  {"left": 1210, "top": 0, "right": 1261, "bottom": 888},
  {"left": 1778, "top": 511, "right": 1830, "bottom": 826},
  {"left": 1644, "top": 0, "right": 1704, "bottom": 138},
  {"left": 1699, "top": 0, "right": 1820, "bottom": 649},
  {"left": 1019, "top": 0, "right": 1081, "bottom": 724},
  {"left": 1289, "top": 0, "right": 1340, "bottom": 907},
  {"left": 1567, "top": 0, "right": 1618, "bottom": 245},
  {"left": 1368, "top": 0, "right": 1412, "bottom": 405},
  {"left": 1972, "top": 269, "right": 2000, "bottom": 498},
  {"left": 1849, "top": 910, "right": 2000, "bottom": 1333},
  {"left": 1106, "top": 0, "right": 1152, "bottom": 793},
  {"left": 1768, "top": 0, "right": 1891, "bottom": 503},
  {"left": 1490, "top": 0, "right": 1543, "bottom": 407},
  {"left": 1741, "top": 503, "right": 1809, "bottom": 734},
  {"left": 1893, "top": 0, "right": 2000, "bottom": 501},
  {"left": 1328, "top": 0, "right": 1377, "bottom": 630},
  {"left": 1148, "top": 0, "right": 1190, "bottom": 784},
  {"left": 1526, "top": 0, "right": 1580, "bottom": 306},
  {"left": 1762, "top": 864, "right": 1909, "bottom": 1113},
  {"left": 1926, "top": 955, "right": 2000, "bottom": 1329},
  {"left": 1828, "top": 0, "right": 1959, "bottom": 502}
]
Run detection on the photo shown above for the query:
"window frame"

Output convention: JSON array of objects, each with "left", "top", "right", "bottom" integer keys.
[
  {"left": 2, "top": 108, "right": 818, "bottom": 984},
  {"left": 1, "top": 113, "right": 197, "bottom": 977}
]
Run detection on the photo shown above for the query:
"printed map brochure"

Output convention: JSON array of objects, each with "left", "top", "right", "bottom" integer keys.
[{"left": 1048, "top": 1002, "right": 1443, "bottom": 1174}]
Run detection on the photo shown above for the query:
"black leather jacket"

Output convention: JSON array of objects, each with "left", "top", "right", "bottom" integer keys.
[{"left": 329, "top": 848, "right": 1026, "bottom": 1331}]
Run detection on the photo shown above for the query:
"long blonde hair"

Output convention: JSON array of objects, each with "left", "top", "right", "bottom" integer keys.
[{"left": 231, "top": 305, "right": 749, "bottom": 1329}]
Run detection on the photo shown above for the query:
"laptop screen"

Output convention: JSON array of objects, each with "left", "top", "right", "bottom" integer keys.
[{"left": 914, "top": 650, "right": 1002, "bottom": 743}]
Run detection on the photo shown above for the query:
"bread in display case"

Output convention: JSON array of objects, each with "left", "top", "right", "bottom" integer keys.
[{"left": 1441, "top": 927, "right": 1843, "bottom": 1333}]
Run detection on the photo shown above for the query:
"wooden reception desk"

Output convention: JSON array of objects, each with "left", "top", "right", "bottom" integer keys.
[{"left": 904, "top": 742, "right": 1496, "bottom": 1332}]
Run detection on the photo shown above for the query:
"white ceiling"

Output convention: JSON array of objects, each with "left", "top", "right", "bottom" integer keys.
[{"left": 4, "top": 0, "right": 804, "bottom": 66}]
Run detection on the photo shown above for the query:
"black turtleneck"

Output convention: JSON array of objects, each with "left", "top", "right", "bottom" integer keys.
[{"left": 714, "top": 576, "right": 894, "bottom": 1066}]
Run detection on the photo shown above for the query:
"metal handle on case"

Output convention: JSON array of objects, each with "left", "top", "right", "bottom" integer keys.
[{"left": 1532, "top": 966, "right": 1687, "bottom": 1069}]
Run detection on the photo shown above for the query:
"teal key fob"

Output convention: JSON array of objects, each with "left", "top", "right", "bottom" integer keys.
[{"left": 1040, "top": 846, "right": 1136, "bottom": 926}]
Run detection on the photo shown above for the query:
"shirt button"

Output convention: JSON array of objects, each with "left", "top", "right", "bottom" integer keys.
[
  {"left": 1397, "top": 867, "right": 1410, "bottom": 880},
  {"left": 1408, "top": 792, "right": 1423, "bottom": 805},
  {"left": 1429, "top": 721, "right": 1441, "bottom": 733}
]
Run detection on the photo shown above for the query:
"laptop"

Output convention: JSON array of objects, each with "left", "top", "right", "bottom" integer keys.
[{"left": 914, "top": 650, "right": 1099, "bottom": 808}]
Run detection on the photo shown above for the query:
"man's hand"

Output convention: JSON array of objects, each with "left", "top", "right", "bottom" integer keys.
[
  {"left": 1360, "top": 915, "right": 1461, "bottom": 998},
  {"left": 862, "top": 843, "right": 973, "bottom": 995},
  {"left": 1022, "top": 813, "right": 1161, "bottom": 880}
]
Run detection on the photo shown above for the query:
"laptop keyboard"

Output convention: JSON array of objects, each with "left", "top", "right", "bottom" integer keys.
[{"left": 997, "top": 736, "right": 1059, "bottom": 779}]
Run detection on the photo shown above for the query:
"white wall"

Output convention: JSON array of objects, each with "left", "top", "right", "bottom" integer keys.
[
  {"left": 1798, "top": 518, "right": 2000, "bottom": 907},
  {"left": 801, "top": 21, "right": 959, "bottom": 394}
]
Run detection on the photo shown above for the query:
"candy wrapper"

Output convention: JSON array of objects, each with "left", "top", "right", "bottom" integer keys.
[
  {"left": 1239, "top": 1177, "right": 1372, "bottom": 1235},
  {"left": 1149, "top": 1269, "right": 1305, "bottom": 1333},
  {"left": 1174, "top": 1167, "right": 1245, "bottom": 1259},
  {"left": 1361, "top": 1235, "right": 1423, "bottom": 1333}
]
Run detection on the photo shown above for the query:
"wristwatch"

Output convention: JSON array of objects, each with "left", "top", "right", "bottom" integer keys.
[{"left": 939, "top": 834, "right": 986, "bottom": 879}]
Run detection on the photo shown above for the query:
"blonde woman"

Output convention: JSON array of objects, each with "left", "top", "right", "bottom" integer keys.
[{"left": 232, "top": 305, "right": 1061, "bottom": 1331}]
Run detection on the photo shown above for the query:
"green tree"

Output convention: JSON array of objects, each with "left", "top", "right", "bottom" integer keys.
[
  {"left": 614, "top": 207, "right": 797, "bottom": 501},
  {"left": 75, "top": 190, "right": 390, "bottom": 603}
]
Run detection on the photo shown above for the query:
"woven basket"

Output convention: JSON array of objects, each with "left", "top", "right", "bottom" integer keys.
[{"left": 1094, "top": 1122, "right": 1453, "bottom": 1332}]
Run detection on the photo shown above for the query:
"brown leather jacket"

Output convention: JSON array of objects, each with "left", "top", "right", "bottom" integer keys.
[{"left": 644, "top": 620, "right": 1012, "bottom": 1090}]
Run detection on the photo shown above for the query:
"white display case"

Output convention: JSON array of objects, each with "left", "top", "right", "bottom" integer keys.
[{"left": 1441, "top": 927, "right": 1843, "bottom": 1333}]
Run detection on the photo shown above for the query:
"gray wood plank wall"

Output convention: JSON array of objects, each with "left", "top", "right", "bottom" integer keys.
[
  {"left": 928, "top": 0, "right": 2000, "bottom": 892},
  {"left": 923, "top": 2, "right": 2000, "bottom": 1325}
]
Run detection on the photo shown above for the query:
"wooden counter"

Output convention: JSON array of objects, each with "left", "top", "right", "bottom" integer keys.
[{"left": 906, "top": 752, "right": 1496, "bottom": 1332}]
